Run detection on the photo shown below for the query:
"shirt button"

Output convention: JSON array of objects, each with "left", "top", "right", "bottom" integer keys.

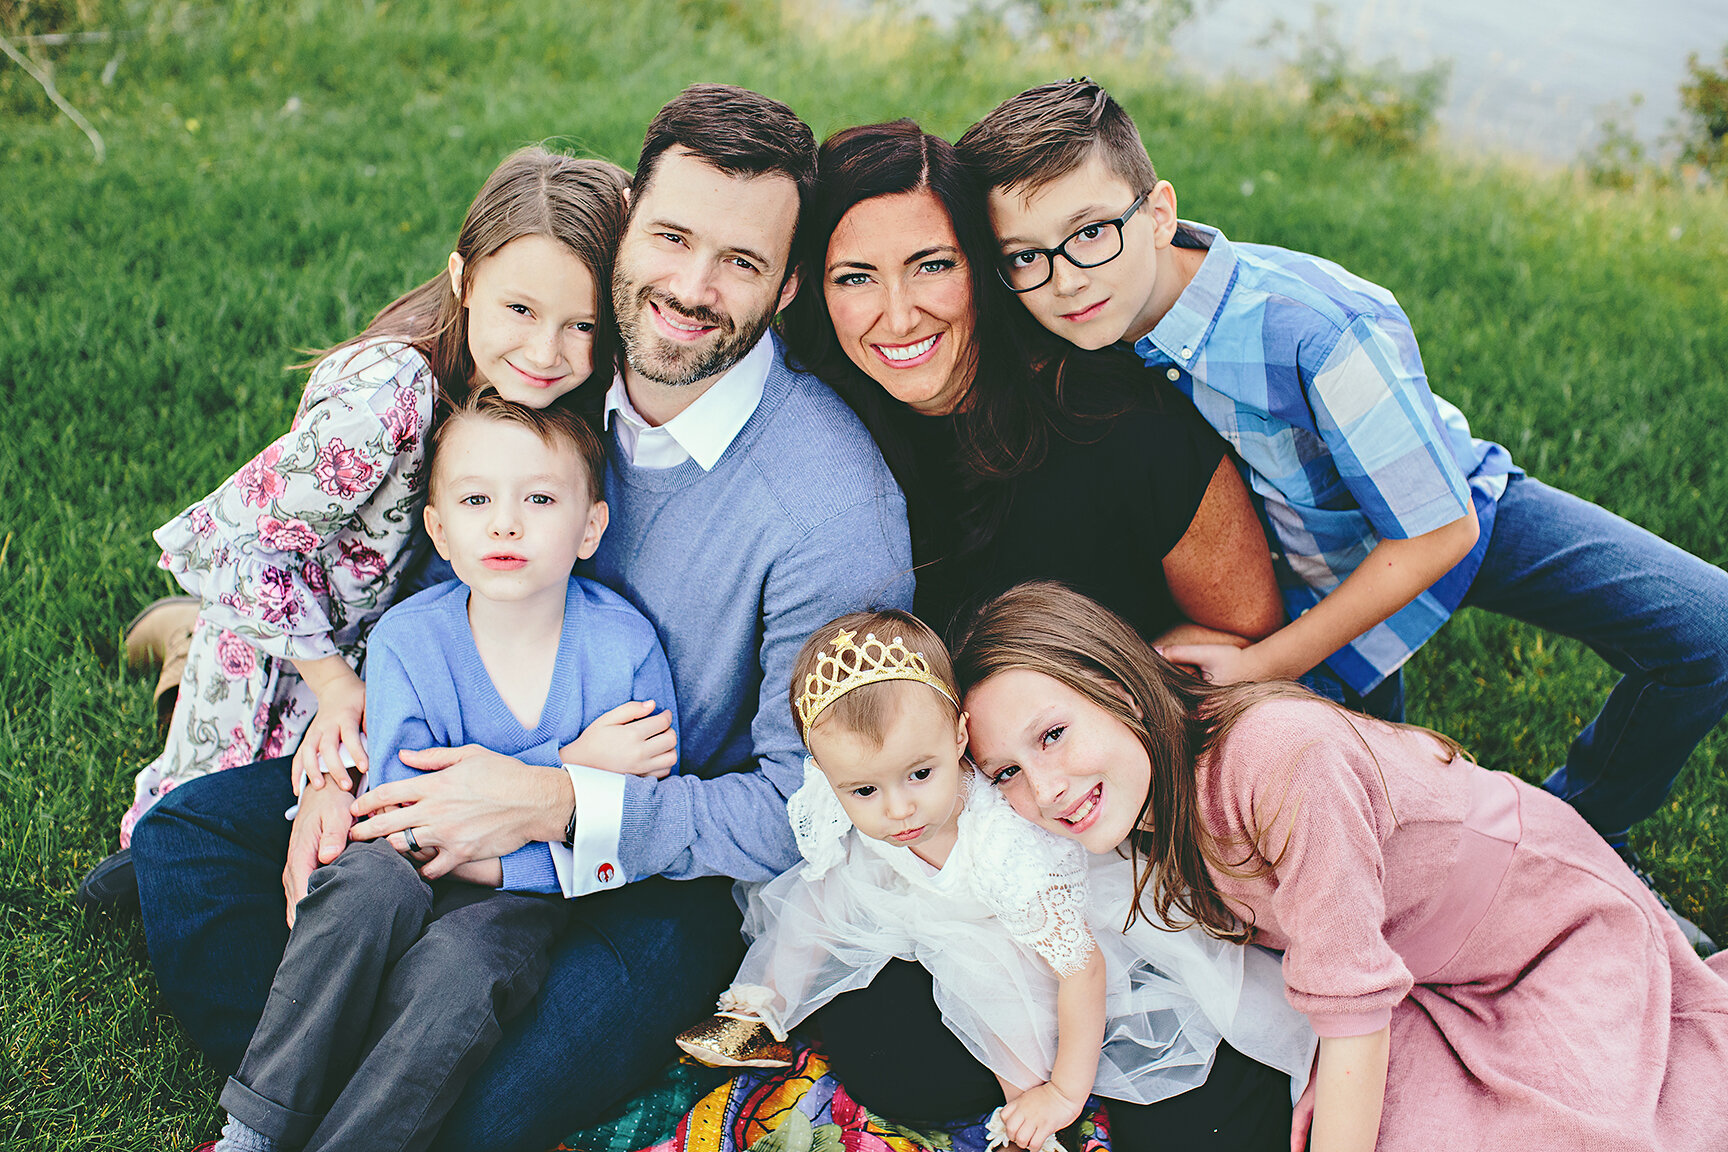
[
  {"left": 1180, "top": 346, "right": 1193, "bottom": 359},
  {"left": 1166, "top": 367, "right": 1181, "bottom": 381}
]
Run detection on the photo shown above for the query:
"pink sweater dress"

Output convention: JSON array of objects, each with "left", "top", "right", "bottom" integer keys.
[{"left": 1196, "top": 697, "right": 1728, "bottom": 1151}]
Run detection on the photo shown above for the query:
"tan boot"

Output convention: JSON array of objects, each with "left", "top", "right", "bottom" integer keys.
[
  {"left": 125, "top": 597, "right": 198, "bottom": 727},
  {"left": 153, "top": 623, "right": 194, "bottom": 727},
  {"left": 124, "top": 596, "right": 199, "bottom": 670}
]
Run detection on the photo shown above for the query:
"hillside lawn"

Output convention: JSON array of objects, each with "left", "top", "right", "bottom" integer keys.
[{"left": 2, "top": 2, "right": 1725, "bottom": 1148}]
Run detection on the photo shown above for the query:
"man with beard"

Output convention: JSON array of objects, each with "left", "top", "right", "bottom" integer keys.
[{"left": 131, "top": 85, "right": 912, "bottom": 1152}]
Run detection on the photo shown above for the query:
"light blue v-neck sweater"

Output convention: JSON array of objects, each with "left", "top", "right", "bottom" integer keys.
[
  {"left": 364, "top": 575, "right": 678, "bottom": 892},
  {"left": 586, "top": 335, "right": 913, "bottom": 882}
]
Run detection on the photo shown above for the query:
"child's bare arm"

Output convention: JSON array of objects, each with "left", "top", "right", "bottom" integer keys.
[
  {"left": 1307, "top": 1028, "right": 1390, "bottom": 1152},
  {"left": 559, "top": 699, "right": 677, "bottom": 778},
  {"left": 999, "top": 946, "right": 1105, "bottom": 1151},
  {"left": 443, "top": 857, "right": 504, "bottom": 887},
  {"left": 1162, "top": 511, "right": 1478, "bottom": 685},
  {"left": 292, "top": 655, "right": 368, "bottom": 792}
]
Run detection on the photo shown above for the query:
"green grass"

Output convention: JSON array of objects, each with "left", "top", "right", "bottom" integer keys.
[{"left": 2, "top": 1, "right": 1725, "bottom": 1147}]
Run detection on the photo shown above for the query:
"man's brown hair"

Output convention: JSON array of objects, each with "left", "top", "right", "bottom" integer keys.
[
  {"left": 956, "top": 79, "right": 1157, "bottom": 199},
  {"left": 631, "top": 83, "right": 817, "bottom": 259}
]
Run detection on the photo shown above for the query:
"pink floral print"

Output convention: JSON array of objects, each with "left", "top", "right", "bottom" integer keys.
[
  {"left": 237, "top": 445, "right": 287, "bottom": 509},
  {"left": 314, "top": 437, "right": 377, "bottom": 500},
  {"left": 339, "top": 538, "right": 388, "bottom": 582},
  {"left": 215, "top": 630, "right": 257, "bottom": 679},
  {"left": 258, "top": 566, "right": 304, "bottom": 627},
  {"left": 257, "top": 514, "right": 321, "bottom": 554},
  {"left": 130, "top": 341, "right": 436, "bottom": 843}
]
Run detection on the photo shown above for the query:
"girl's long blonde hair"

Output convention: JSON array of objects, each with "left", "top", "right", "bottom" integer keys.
[
  {"left": 952, "top": 581, "right": 1461, "bottom": 944},
  {"left": 310, "top": 146, "right": 629, "bottom": 399}
]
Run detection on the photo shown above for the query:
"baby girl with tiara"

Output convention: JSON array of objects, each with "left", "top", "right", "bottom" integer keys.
[{"left": 675, "top": 610, "right": 1315, "bottom": 1152}]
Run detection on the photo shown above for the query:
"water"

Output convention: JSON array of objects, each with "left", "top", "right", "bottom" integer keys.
[
  {"left": 1167, "top": 0, "right": 1728, "bottom": 163},
  {"left": 855, "top": 0, "right": 1728, "bottom": 163}
]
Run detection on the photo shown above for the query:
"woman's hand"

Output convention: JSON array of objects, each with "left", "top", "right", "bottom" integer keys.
[
  {"left": 560, "top": 699, "right": 677, "bottom": 778},
  {"left": 348, "top": 745, "right": 572, "bottom": 879},
  {"left": 291, "top": 655, "right": 367, "bottom": 793},
  {"left": 999, "top": 1081, "right": 1081, "bottom": 1152},
  {"left": 283, "top": 778, "right": 354, "bottom": 927}
]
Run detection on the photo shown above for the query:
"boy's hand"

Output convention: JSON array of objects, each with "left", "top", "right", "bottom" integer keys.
[
  {"left": 292, "top": 659, "right": 368, "bottom": 793},
  {"left": 283, "top": 780, "right": 354, "bottom": 927},
  {"left": 560, "top": 700, "right": 677, "bottom": 778},
  {"left": 999, "top": 1081, "right": 1081, "bottom": 1152},
  {"left": 1157, "top": 641, "right": 1270, "bottom": 686}
]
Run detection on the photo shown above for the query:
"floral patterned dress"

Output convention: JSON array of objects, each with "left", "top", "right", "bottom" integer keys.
[{"left": 120, "top": 339, "right": 437, "bottom": 845}]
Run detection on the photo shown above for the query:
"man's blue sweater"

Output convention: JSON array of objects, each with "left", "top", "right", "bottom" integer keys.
[{"left": 587, "top": 335, "right": 913, "bottom": 882}]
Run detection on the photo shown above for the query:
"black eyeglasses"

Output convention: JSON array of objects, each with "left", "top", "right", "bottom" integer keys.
[{"left": 997, "top": 191, "right": 1150, "bottom": 293}]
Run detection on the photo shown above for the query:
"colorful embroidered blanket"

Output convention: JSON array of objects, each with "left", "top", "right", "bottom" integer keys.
[{"left": 559, "top": 1047, "right": 1112, "bottom": 1152}]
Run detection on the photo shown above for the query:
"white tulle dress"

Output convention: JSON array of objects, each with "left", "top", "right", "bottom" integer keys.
[{"left": 729, "top": 760, "right": 1316, "bottom": 1104}]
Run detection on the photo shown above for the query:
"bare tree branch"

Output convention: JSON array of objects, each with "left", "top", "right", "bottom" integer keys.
[{"left": 0, "top": 29, "right": 106, "bottom": 163}]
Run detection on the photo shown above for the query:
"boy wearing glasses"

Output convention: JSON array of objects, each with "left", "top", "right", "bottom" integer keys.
[{"left": 958, "top": 79, "right": 1728, "bottom": 950}]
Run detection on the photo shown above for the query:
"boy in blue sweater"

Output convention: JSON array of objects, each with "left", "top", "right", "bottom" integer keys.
[
  {"left": 210, "top": 388, "right": 678, "bottom": 1152},
  {"left": 957, "top": 80, "right": 1728, "bottom": 947}
]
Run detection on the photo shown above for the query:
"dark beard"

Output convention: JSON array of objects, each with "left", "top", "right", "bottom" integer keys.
[{"left": 615, "top": 281, "right": 774, "bottom": 388}]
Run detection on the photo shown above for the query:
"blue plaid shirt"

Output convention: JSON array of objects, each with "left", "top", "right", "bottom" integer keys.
[{"left": 1132, "top": 223, "right": 1518, "bottom": 692}]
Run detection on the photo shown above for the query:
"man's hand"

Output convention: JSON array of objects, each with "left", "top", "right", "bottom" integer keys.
[
  {"left": 283, "top": 779, "right": 354, "bottom": 927},
  {"left": 349, "top": 745, "right": 570, "bottom": 879},
  {"left": 998, "top": 1081, "right": 1081, "bottom": 1152},
  {"left": 291, "top": 657, "right": 367, "bottom": 793},
  {"left": 560, "top": 699, "right": 677, "bottom": 778}
]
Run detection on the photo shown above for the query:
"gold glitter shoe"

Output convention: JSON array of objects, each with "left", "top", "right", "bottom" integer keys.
[{"left": 675, "top": 1015, "right": 794, "bottom": 1069}]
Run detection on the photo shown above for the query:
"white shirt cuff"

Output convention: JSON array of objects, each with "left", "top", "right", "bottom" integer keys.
[{"left": 550, "top": 764, "right": 627, "bottom": 897}]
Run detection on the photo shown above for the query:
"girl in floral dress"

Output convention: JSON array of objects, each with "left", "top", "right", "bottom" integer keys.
[{"left": 117, "top": 146, "right": 628, "bottom": 845}]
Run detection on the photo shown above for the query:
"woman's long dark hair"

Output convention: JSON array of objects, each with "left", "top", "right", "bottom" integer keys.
[{"left": 781, "top": 120, "right": 1145, "bottom": 568}]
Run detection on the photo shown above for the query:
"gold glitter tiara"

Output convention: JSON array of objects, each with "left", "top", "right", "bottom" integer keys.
[{"left": 796, "top": 629, "right": 958, "bottom": 735}]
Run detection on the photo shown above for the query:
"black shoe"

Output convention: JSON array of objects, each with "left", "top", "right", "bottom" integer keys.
[
  {"left": 76, "top": 849, "right": 139, "bottom": 912},
  {"left": 1615, "top": 845, "right": 1717, "bottom": 956}
]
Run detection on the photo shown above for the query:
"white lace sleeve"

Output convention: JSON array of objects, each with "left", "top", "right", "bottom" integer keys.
[
  {"left": 968, "top": 784, "right": 1098, "bottom": 978},
  {"left": 785, "top": 756, "right": 852, "bottom": 879}
]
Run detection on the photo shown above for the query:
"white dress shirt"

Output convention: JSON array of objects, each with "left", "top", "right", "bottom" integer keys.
[{"left": 549, "top": 334, "right": 773, "bottom": 897}]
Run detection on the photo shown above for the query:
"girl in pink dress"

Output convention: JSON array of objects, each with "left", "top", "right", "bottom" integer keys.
[
  {"left": 120, "top": 147, "right": 627, "bottom": 845},
  {"left": 959, "top": 581, "right": 1728, "bottom": 1152}
]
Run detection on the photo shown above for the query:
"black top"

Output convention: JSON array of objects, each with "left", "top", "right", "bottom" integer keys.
[{"left": 905, "top": 381, "right": 1227, "bottom": 642}]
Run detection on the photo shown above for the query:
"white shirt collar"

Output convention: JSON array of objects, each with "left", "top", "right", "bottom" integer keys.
[{"left": 603, "top": 334, "right": 773, "bottom": 471}]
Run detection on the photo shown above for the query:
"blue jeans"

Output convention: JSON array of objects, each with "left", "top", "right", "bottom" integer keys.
[
  {"left": 133, "top": 757, "right": 745, "bottom": 1152},
  {"left": 1460, "top": 476, "right": 1728, "bottom": 841},
  {"left": 1309, "top": 476, "right": 1728, "bottom": 842}
]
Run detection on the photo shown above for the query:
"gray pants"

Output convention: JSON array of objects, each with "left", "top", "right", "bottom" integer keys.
[{"left": 219, "top": 839, "right": 572, "bottom": 1152}]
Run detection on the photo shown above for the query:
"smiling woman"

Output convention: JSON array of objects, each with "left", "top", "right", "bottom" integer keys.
[
  {"left": 783, "top": 119, "right": 1282, "bottom": 648},
  {"left": 823, "top": 189, "right": 975, "bottom": 416}
]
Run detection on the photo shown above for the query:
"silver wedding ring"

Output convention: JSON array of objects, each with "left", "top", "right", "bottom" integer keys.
[{"left": 404, "top": 826, "right": 421, "bottom": 853}]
